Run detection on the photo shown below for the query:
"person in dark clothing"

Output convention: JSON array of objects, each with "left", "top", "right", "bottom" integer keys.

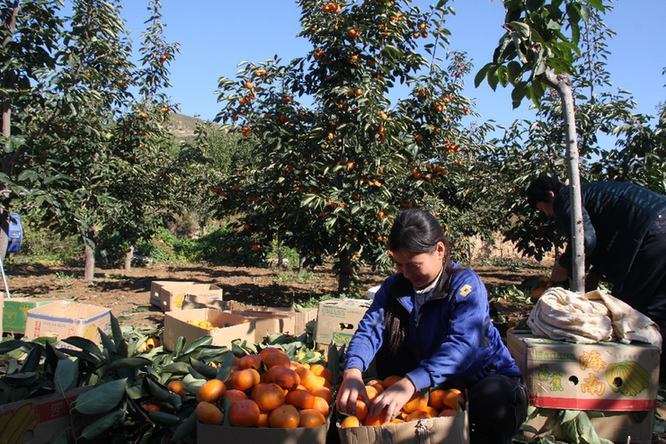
[
  {"left": 336, "top": 209, "right": 527, "bottom": 444},
  {"left": 527, "top": 177, "right": 666, "bottom": 372}
]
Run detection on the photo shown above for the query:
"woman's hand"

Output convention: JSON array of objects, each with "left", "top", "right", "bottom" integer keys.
[
  {"left": 368, "top": 377, "right": 416, "bottom": 423},
  {"left": 336, "top": 368, "right": 369, "bottom": 416}
]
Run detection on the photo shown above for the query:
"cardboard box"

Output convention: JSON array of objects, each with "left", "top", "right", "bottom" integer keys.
[
  {"left": 23, "top": 301, "right": 111, "bottom": 344},
  {"left": 163, "top": 309, "right": 262, "bottom": 351},
  {"left": 507, "top": 330, "right": 660, "bottom": 411},
  {"left": 338, "top": 412, "right": 469, "bottom": 444},
  {"left": 224, "top": 301, "right": 317, "bottom": 336},
  {"left": 236, "top": 310, "right": 297, "bottom": 340},
  {"left": 160, "top": 283, "right": 223, "bottom": 312},
  {"left": 294, "top": 307, "right": 318, "bottom": 334},
  {"left": 0, "top": 386, "right": 91, "bottom": 444},
  {"left": 315, "top": 298, "right": 371, "bottom": 347},
  {"left": 3, "top": 298, "right": 63, "bottom": 334},
  {"left": 197, "top": 419, "right": 329, "bottom": 444},
  {"left": 523, "top": 409, "right": 654, "bottom": 444},
  {"left": 150, "top": 280, "right": 194, "bottom": 307}
]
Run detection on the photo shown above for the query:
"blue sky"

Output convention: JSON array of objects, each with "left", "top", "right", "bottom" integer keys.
[{"left": 119, "top": 0, "right": 665, "bottom": 133}]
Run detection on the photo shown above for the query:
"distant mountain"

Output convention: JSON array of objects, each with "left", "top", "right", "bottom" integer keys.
[{"left": 167, "top": 113, "right": 206, "bottom": 140}]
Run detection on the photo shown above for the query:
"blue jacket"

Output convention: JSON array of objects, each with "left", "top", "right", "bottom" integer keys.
[{"left": 345, "top": 267, "right": 521, "bottom": 391}]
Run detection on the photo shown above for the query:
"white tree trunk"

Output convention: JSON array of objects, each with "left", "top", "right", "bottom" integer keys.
[
  {"left": 84, "top": 242, "right": 95, "bottom": 282},
  {"left": 547, "top": 70, "right": 586, "bottom": 293},
  {"left": 124, "top": 244, "right": 134, "bottom": 271}
]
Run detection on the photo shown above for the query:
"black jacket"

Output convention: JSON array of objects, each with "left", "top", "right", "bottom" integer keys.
[{"left": 554, "top": 181, "right": 666, "bottom": 288}]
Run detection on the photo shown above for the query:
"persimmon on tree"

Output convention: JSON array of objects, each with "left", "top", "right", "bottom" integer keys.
[{"left": 214, "top": 0, "right": 483, "bottom": 293}]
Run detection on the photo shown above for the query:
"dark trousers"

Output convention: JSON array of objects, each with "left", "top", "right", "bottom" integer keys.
[
  {"left": 468, "top": 375, "right": 528, "bottom": 444},
  {"left": 616, "top": 213, "right": 666, "bottom": 379}
]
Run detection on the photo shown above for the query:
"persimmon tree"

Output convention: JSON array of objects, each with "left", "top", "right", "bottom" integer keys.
[
  {"left": 214, "top": 0, "right": 484, "bottom": 293},
  {"left": 477, "top": 0, "right": 608, "bottom": 292},
  {"left": 26, "top": 0, "right": 133, "bottom": 281},
  {"left": 105, "top": 0, "right": 180, "bottom": 270},
  {"left": 0, "top": 0, "right": 61, "bottom": 261}
]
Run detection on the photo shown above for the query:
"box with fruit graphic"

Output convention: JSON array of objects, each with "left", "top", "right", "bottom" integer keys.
[
  {"left": 3, "top": 297, "right": 66, "bottom": 335},
  {"left": 23, "top": 301, "right": 111, "bottom": 345},
  {"left": 507, "top": 330, "right": 660, "bottom": 411},
  {"left": 0, "top": 386, "right": 92, "bottom": 444},
  {"left": 150, "top": 280, "right": 194, "bottom": 307}
]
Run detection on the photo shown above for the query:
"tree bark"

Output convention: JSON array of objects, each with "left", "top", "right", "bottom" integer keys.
[
  {"left": 337, "top": 248, "right": 353, "bottom": 294},
  {"left": 84, "top": 240, "right": 95, "bottom": 282},
  {"left": 545, "top": 70, "right": 586, "bottom": 293},
  {"left": 298, "top": 256, "right": 306, "bottom": 275},
  {"left": 276, "top": 235, "right": 284, "bottom": 268},
  {"left": 124, "top": 244, "right": 134, "bottom": 271}
]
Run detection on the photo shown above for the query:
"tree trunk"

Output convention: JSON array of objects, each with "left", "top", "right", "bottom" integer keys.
[
  {"left": 0, "top": 212, "right": 8, "bottom": 263},
  {"left": 277, "top": 235, "right": 284, "bottom": 268},
  {"left": 547, "top": 70, "right": 585, "bottom": 293},
  {"left": 84, "top": 241, "right": 95, "bottom": 282},
  {"left": 337, "top": 248, "right": 353, "bottom": 294},
  {"left": 298, "top": 256, "right": 306, "bottom": 275},
  {"left": 124, "top": 244, "right": 134, "bottom": 271}
]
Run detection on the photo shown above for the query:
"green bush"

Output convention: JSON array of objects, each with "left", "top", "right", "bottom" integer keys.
[{"left": 11, "top": 220, "right": 80, "bottom": 264}]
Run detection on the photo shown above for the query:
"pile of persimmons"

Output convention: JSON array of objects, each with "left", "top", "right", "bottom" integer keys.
[{"left": 192, "top": 347, "right": 463, "bottom": 429}]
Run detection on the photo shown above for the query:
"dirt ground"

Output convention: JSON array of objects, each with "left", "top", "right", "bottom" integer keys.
[{"left": 2, "top": 260, "right": 545, "bottom": 330}]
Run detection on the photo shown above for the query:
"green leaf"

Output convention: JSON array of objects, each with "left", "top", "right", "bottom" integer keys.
[
  {"left": 474, "top": 63, "right": 493, "bottom": 88},
  {"left": 98, "top": 328, "right": 117, "bottom": 355},
  {"left": 506, "top": 61, "right": 522, "bottom": 83},
  {"left": 111, "top": 314, "right": 128, "bottom": 358},
  {"left": 174, "top": 336, "right": 186, "bottom": 358},
  {"left": 62, "top": 336, "right": 104, "bottom": 359},
  {"left": 148, "top": 411, "right": 182, "bottom": 426},
  {"left": 106, "top": 357, "right": 152, "bottom": 372},
  {"left": 0, "top": 340, "right": 28, "bottom": 355},
  {"left": 181, "top": 335, "right": 213, "bottom": 356},
  {"left": 216, "top": 352, "right": 235, "bottom": 382},
  {"left": 190, "top": 357, "right": 218, "bottom": 379},
  {"left": 54, "top": 359, "right": 78, "bottom": 394},
  {"left": 73, "top": 379, "right": 127, "bottom": 415},
  {"left": 487, "top": 69, "right": 499, "bottom": 91},
  {"left": 80, "top": 410, "right": 124, "bottom": 440},
  {"left": 172, "top": 412, "right": 196, "bottom": 441},
  {"left": 161, "top": 362, "right": 190, "bottom": 374},
  {"left": 589, "top": 0, "right": 605, "bottom": 11},
  {"left": 19, "top": 346, "right": 42, "bottom": 373}
]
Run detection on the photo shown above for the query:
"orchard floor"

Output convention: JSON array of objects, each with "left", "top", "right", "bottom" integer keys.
[
  {"left": 3, "top": 259, "right": 666, "bottom": 442},
  {"left": 3, "top": 259, "right": 545, "bottom": 330}
]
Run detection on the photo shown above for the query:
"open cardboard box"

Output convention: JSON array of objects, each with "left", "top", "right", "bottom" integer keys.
[
  {"left": 160, "top": 283, "right": 223, "bottom": 312},
  {"left": 23, "top": 301, "right": 111, "bottom": 345},
  {"left": 150, "top": 280, "right": 194, "bottom": 307},
  {"left": 0, "top": 386, "right": 92, "bottom": 444},
  {"left": 163, "top": 309, "right": 271, "bottom": 351},
  {"left": 3, "top": 297, "right": 65, "bottom": 335},
  {"left": 224, "top": 301, "right": 318, "bottom": 336},
  {"left": 315, "top": 298, "right": 371, "bottom": 347},
  {"left": 337, "top": 412, "right": 469, "bottom": 444},
  {"left": 197, "top": 418, "right": 329, "bottom": 444}
]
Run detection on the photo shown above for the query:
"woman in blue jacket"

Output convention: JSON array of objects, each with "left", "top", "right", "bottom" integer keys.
[{"left": 337, "top": 209, "right": 527, "bottom": 443}]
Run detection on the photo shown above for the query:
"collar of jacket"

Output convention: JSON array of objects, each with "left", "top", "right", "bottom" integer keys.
[{"left": 395, "top": 266, "right": 451, "bottom": 313}]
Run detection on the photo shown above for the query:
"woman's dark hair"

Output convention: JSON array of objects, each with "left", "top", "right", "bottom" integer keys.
[
  {"left": 388, "top": 208, "right": 447, "bottom": 254},
  {"left": 375, "top": 209, "right": 453, "bottom": 378},
  {"left": 526, "top": 176, "right": 564, "bottom": 208}
]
